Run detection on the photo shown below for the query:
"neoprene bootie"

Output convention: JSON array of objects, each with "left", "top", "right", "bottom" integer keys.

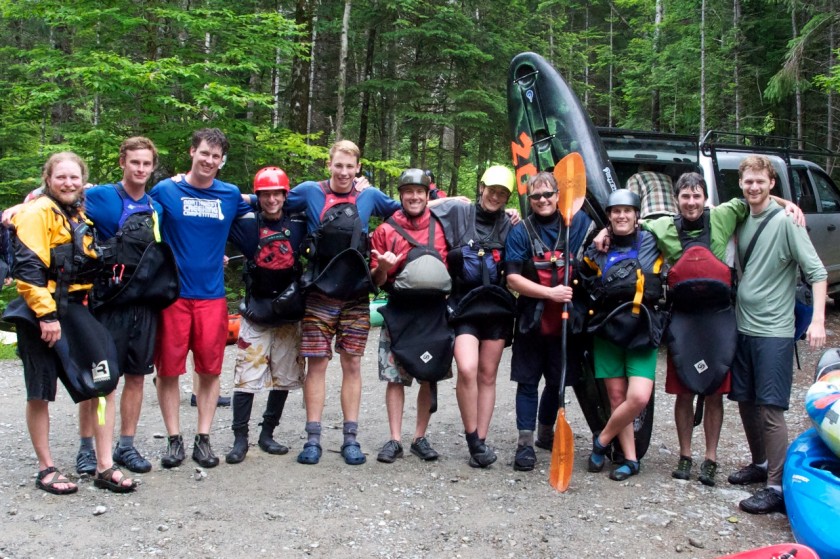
[
  {"left": 258, "top": 390, "right": 289, "bottom": 455},
  {"left": 225, "top": 429, "right": 249, "bottom": 464}
]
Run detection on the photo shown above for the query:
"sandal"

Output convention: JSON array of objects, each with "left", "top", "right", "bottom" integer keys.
[
  {"left": 94, "top": 466, "right": 137, "bottom": 493},
  {"left": 340, "top": 442, "right": 367, "bottom": 466},
  {"left": 588, "top": 435, "right": 608, "bottom": 473},
  {"left": 36, "top": 467, "right": 78, "bottom": 495},
  {"left": 296, "top": 442, "right": 322, "bottom": 465},
  {"left": 610, "top": 459, "right": 640, "bottom": 481}
]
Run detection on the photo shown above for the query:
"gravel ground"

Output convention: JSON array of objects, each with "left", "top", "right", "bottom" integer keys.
[{"left": 0, "top": 305, "right": 835, "bottom": 559}]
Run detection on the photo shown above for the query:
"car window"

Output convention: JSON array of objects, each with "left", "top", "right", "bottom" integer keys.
[
  {"left": 811, "top": 169, "right": 840, "bottom": 213},
  {"left": 791, "top": 168, "right": 817, "bottom": 212},
  {"left": 719, "top": 170, "right": 742, "bottom": 203}
]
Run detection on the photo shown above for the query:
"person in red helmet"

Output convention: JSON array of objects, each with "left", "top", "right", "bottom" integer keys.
[{"left": 225, "top": 167, "right": 307, "bottom": 464}]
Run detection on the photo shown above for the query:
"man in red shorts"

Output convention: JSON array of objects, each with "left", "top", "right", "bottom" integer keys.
[{"left": 149, "top": 128, "right": 254, "bottom": 469}]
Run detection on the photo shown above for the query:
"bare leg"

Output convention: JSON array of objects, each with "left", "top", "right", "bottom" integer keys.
[
  {"left": 156, "top": 375, "right": 181, "bottom": 436},
  {"left": 703, "top": 394, "right": 724, "bottom": 462},
  {"left": 385, "top": 382, "right": 405, "bottom": 441},
  {"left": 415, "top": 382, "right": 432, "bottom": 439},
  {"left": 339, "top": 352, "right": 362, "bottom": 422},
  {"left": 78, "top": 400, "right": 94, "bottom": 438},
  {"left": 476, "top": 339, "right": 504, "bottom": 439},
  {"left": 303, "top": 356, "right": 329, "bottom": 422},
  {"left": 599, "top": 377, "right": 653, "bottom": 462},
  {"left": 454, "top": 335, "right": 480, "bottom": 434},
  {"left": 27, "top": 400, "right": 76, "bottom": 492},
  {"left": 195, "top": 373, "right": 220, "bottom": 434},
  {"left": 674, "top": 393, "right": 695, "bottom": 457},
  {"left": 119, "top": 374, "right": 144, "bottom": 437}
]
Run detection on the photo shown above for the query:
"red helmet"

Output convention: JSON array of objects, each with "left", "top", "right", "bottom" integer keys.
[{"left": 253, "top": 166, "right": 290, "bottom": 193}]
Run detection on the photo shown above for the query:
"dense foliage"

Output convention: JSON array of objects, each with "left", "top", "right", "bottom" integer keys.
[{"left": 0, "top": 0, "right": 837, "bottom": 208}]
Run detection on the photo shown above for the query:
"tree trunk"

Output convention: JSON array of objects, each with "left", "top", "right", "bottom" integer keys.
[
  {"left": 334, "top": 0, "right": 352, "bottom": 141},
  {"left": 792, "top": 7, "right": 803, "bottom": 148},
  {"left": 608, "top": 8, "right": 614, "bottom": 127},
  {"left": 451, "top": 125, "right": 464, "bottom": 197},
  {"left": 828, "top": 7, "right": 836, "bottom": 173},
  {"left": 357, "top": 24, "right": 377, "bottom": 154},
  {"left": 733, "top": 0, "right": 742, "bottom": 134},
  {"left": 289, "top": 0, "right": 314, "bottom": 135},
  {"left": 700, "top": 0, "right": 707, "bottom": 137},
  {"left": 651, "top": 0, "right": 663, "bottom": 130}
]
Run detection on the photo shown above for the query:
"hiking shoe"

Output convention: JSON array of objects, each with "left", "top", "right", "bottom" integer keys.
[
  {"left": 192, "top": 435, "right": 219, "bottom": 468},
  {"left": 513, "top": 444, "right": 536, "bottom": 472},
  {"left": 739, "top": 488, "right": 785, "bottom": 515},
  {"left": 672, "top": 456, "right": 693, "bottom": 480},
  {"left": 161, "top": 435, "right": 185, "bottom": 469},
  {"left": 410, "top": 437, "right": 439, "bottom": 461},
  {"left": 75, "top": 448, "right": 97, "bottom": 476},
  {"left": 610, "top": 460, "right": 640, "bottom": 481},
  {"left": 113, "top": 445, "right": 152, "bottom": 473},
  {"left": 728, "top": 463, "right": 768, "bottom": 486},
  {"left": 698, "top": 459, "right": 718, "bottom": 487},
  {"left": 377, "top": 440, "right": 404, "bottom": 463},
  {"left": 468, "top": 443, "right": 497, "bottom": 468}
]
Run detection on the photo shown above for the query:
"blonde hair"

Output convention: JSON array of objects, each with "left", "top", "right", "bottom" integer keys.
[
  {"left": 739, "top": 155, "right": 776, "bottom": 181},
  {"left": 329, "top": 140, "right": 361, "bottom": 162},
  {"left": 527, "top": 171, "right": 557, "bottom": 193},
  {"left": 42, "top": 152, "right": 88, "bottom": 186}
]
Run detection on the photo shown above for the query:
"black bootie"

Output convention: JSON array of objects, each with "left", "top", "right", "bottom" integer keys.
[
  {"left": 226, "top": 428, "right": 249, "bottom": 464},
  {"left": 258, "top": 390, "right": 289, "bottom": 455},
  {"left": 226, "top": 392, "right": 254, "bottom": 464}
]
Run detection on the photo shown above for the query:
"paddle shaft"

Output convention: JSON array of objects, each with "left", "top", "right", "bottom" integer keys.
[{"left": 558, "top": 221, "right": 572, "bottom": 406}]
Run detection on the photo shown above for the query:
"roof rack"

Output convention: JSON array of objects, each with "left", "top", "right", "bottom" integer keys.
[{"left": 700, "top": 130, "right": 838, "bottom": 160}]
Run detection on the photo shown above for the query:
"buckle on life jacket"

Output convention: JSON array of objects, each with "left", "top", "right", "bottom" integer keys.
[{"left": 110, "top": 264, "right": 125, "bottom": 287}]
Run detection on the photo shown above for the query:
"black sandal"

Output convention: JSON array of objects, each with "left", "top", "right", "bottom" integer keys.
[
  {"left": 36, "top": 466, "right": 78, "bottom": 495},
  {"left": 94, "top": 466, "right": 137, "bottom": 493}
]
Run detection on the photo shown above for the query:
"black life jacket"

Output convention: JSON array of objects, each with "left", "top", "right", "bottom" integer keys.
[
  {"left": 46, "top": 200, "right": 101, "bottom": 317},
  {"left": 584, "top": 233, "right": 666, "bottom": 350},
  {"left": 445, "top": 206, "right": 515, "bottom": 326},
  {"left": 300, "top": 181, "right": 374, "bottom": 300},
  {"left": 240, "top": 214, "right": 304, "bottom": 326},
  {"left": 92, "top": 184, "right": 179, "bottom": 310},
  {"left": 665, "top": 210, "right": 736, "bottom": 394}
]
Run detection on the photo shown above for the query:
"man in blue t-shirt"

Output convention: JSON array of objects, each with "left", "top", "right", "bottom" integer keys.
[
  {"left": 149, "top": 128, "right": 254, "bottom": 470},
  {"left": 80, "top": 137, "right": 168, "bottom": 475}
]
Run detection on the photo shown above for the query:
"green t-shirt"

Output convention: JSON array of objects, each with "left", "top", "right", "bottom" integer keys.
[
  {"left": 735, "top": 199, "right": 827, "bottom": 337},
  {"left": 641, "top": 198, "right": 748, "bottom": 265}
]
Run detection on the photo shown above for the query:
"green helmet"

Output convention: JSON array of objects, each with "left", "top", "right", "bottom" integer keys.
[
  {"left": 606, "top": 189, "right": 641, "bottom": 211},
  {"left": 398, "top": 168, "right": 431, "bottom": 190},
  {"left": 480, "top": 165, "right": 515, "bottom": 193}
]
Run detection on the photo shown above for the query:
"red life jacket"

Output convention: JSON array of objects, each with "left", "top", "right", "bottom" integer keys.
[{"left": 523, "top": 215, "right": 576, "bottom": 336}]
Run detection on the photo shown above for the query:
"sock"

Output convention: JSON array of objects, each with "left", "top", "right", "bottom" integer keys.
[
  {"left": 756, "top": 460, "right": 769, "bottom": 470},
  {"left": 343, "top": 421, "right": 358, "bottom": 445},
  {"left": 305, "top": 422, "right": 321, "bottom": 446},
  {"left": 518, "top": 430, "right": 534, "bottom": 447},
  {"left": 767, "top": 484, "right": 782, "bottom": 494},
  {"left": 79, "top": 437, "right": 94, "bottom": 452},
  {"left": 118, "top": 435, "right": 135, "bottom": 449},
  {"left": 537, "top": 423, "right": 554, "bottom": 443},
  {"left": 465, "top": 430, "right": 481, "bottom": 452}
]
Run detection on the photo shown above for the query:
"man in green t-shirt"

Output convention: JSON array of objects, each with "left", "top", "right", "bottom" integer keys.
[{"left": 728, "top": 155, "right": 826, "bottom": 515}]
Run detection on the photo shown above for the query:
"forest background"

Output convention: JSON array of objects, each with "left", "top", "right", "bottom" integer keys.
[{"left": 0, "top": 0, "right": 838, "bottom": 208}]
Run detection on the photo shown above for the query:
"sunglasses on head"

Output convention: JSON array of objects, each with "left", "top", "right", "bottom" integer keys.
[{"left": 528, "top": 190, "right": 557, "bottom": 201}]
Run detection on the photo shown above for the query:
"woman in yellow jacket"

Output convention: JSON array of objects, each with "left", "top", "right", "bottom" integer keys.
[{"left": 7, "top": 152, "right": 134, "bottom": 494}]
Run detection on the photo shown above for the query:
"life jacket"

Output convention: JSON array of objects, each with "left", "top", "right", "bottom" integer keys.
[
  {"left": 584, "top": 233, "right": 666, "bottom": 350},
  {"left": 666, "top": 210, "right": 733, "bottom": 311},
  {"left": 240, "top": 214, "right": 304, "bottom": 326},
  {"left": 516, "top": 214, "right": 582, "bottom": 336},
  {"left": 665, "top": 210, "right": 736, "bottom": 394},
  {"left": 300, "top": 181, "right": 374, "bottom": 300},
  {"left": 385, "top": 216, "right": 451, "bottom": 297},
  {"left": 47, "top": 201, "right": 101, "bottom": 316},
  {"left": 445, "top": 206, "right": 515, "bottom": 326},
  {"left": 92, "top": 184, "right": 179, "bottom": 310}
]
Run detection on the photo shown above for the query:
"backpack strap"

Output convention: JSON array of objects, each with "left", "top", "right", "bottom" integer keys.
[
  {"left": 740, "top": 207, "right": 782, "bottom": 271},
  {"left": 112, "top": 183, "right": 161, "bottom": 242},
  {"left": 386, "top": 216, "right": 436, "bottom": 249}
]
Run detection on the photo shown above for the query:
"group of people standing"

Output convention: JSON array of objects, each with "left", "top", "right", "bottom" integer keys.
[{"left": 4, "top": 130, "right": 827, "bottom": 518}]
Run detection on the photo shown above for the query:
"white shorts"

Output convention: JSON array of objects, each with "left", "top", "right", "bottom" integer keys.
[{"left": 233, "top": 319, "right": 305, "bottom": 392}]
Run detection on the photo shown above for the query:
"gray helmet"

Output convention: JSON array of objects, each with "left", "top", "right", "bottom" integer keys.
[
  {"left": 606, "top": 189, "right": 641, "bottom": 211},
  {"left": 398, "top": 168, "right": 431, "bottom": 190}
]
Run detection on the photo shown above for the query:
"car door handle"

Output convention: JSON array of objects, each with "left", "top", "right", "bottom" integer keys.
[{"left": 829, "top": 224, "right": 837, "bottom": 232}]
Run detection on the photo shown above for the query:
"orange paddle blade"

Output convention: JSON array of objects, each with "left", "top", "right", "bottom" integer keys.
[
  {"left": 553, "top": 152, "right": 586, "bottom": 226},
  {"left": 548, "top": 408, "right": 574, "bottom": 492}
]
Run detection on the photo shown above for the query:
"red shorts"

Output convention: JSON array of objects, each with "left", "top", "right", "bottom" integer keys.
[
  {"left": 155, "top": 298, "right": 228, "bottom": 377},
  {"left": 665, "top": 353, "right": 731, "bottom": 395}
]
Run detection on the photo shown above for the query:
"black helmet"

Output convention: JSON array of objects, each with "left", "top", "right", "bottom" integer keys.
[
  {"left": 606, "top": 189, "right": 641, "bottom": 211},
  {"left": 398, "top": 168, "right": 431, "bottom": 190},
  {"left": 424, "top": 169, "right": 436, "bottom": 183}
]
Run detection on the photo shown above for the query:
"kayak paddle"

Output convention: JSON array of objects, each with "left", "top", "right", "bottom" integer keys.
[{"left": 548, "top": 152, "right": 587, "bottom": 492}]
